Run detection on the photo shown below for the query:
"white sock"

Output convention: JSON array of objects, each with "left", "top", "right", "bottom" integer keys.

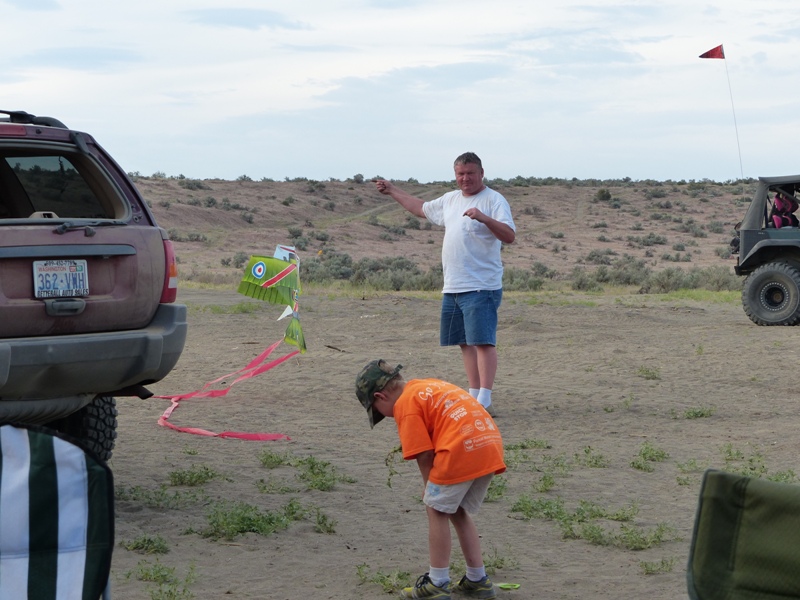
[
  {"left": 469, "top": 388, "right": 479, "bottom": 398},
  {"left": 466, "top": 565, "right": 487, "bottom": 582},
  {"left": 477, "top": 388, "right": 492, "bottom": 407},
  {"left": 428, "top": 566, "right": 450, "bottom": 587}
]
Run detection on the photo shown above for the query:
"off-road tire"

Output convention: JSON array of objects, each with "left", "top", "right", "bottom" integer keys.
[
  {"left": 47, "top": 395, "right": 118, "bottom": 461},
  {"left": 742, "top": 262, "right": 800, "bottom": 326}
]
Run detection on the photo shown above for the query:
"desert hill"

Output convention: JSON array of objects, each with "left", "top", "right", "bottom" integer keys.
[{"left": 135, "top": 174, "right": 747, "bottom": 288}]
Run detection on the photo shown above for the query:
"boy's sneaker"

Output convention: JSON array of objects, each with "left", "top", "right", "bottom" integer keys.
[
  {"left": 484, "top": 403, "right": 497, "bottom": 417},
  {"left": 451, "top": 575, "right": 497, "bottom": 599},
  {"left": 400, "top": 573, "right": 451, "bottom": 599}
]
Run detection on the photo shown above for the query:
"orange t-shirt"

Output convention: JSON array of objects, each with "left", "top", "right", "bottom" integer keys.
[{"left": 394, "top": 379, "right": 506, "bottom": 485}]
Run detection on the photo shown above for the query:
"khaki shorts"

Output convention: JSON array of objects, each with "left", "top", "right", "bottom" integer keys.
[{"left": 423, "top": 473, "right": 494, "bottom": 514}]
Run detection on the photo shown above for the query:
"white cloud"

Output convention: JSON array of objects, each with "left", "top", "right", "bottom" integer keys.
[{"left": 2, "top": 0, "right": 800, "bottom": 181}]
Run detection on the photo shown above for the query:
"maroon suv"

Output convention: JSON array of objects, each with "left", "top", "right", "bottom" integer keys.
[{"left": 0, "top": 110, "right": 187, "bottom": 459}]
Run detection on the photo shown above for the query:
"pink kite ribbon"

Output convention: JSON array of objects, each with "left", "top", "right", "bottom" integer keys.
[{"left": 154, "top": 338, "right": 298, "bottom": 441}]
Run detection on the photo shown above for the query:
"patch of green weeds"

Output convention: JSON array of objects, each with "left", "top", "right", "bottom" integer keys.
[
  {"left": 607, "top": 502, "right": 639, "bottom": 522},
  {"left": 615, "top": 523, "right": 677, "bottom": 550},
  {"left": 257, "top": 449, "right": 294, "bottom": 469},
  {"left": 503, "top": 447, "right": 530, "bottom": 470},
  {"left": 535, "top": 453, "right": 572, "bottom": 476},
  {"left": 631, "top": 441, "right": 669, "bottom": 472},
  {"left": 355, "top": 564, "right": 411, "bottom": 594},
  {"left": 640, "top": 557, "right": 676, "bottom": 575},
  {"left": 258, "top": 449, "right": 355, "bottom": 491},
  {"left": 512, "top": 494, "right": 657, "bottom": 548},
  {"left": 677, "top": 458, "right": 705, "bottom": 473},
  {"left": 676, "top": 459, "right": 706, "bottom": 485},
  {"left": 125, "top": 559, "right": 196, "bottom": 600},
  {"left": 201, "top": 498, "right": 307, "bottom": 540},
  {"left": 721, "top": 443, "right": 745, "bottom": 461},
  {"left": 168, "top": 464, "right": 217, "bottom": 487},
  {"left": 313, "top": 507, "right": 337, "bottom": 534},
  {"left": 721, "top": 444, "right": 768, "bottom": 478},
  {"left": 256, "top": 477, "right": 298, "bottom": 494},
  {"left": 574, "top": 446, "right": 610, "bottom": 468},
  {"left": 484, "top": 475, "right": 507, "bottom": 502},
  {"left": 295, "top": 455, "right": 356, "bottom": 491},
  {"left": 720, "top": 444, "right": 796, "bottom": 482},
  {"left": 506, "top": 438, "right": 551, "bottom": 450},
  {"left": 579, "top": 522, "right": 611, "bottom": 546},
  {"left": 684, "top": 406, "right": 716, "bottom": 419},
  {"left": 533, "top": 472, "right": 556, "bottom": 493},
  {"left": 573, "top": 500, "right": 608, "bottom": 522},
  {"left": 483, "top": 546, "right": 520, "bottom": 574},
  {"left": 579, "top": 522, "right": 678, "bottom": 550},
  {"left": 511, "top": 496, "right": 568, "bottom": 521},
  {"left": 768, "top": 469, "right": 798, "bottom": 484},
  {"left": 122, "top": 534, "right": 169, "bottom": 555},
  {"left": 636, "top": 365, "right": 661, "bottom": 380}
]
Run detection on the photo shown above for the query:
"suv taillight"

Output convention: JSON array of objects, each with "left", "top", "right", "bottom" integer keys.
[
  {"left": 160, "top": 239, "right": 178, "bottom": 303},
  {"left": 0, "top": 124, "right": 26, "bottom": 137}
]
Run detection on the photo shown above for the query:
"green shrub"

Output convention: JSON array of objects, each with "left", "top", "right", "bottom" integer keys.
[
  {"left": 571, "top": 268, "right": 603, "bottom": 292},
  {"left": 503, "top": 267, "right": 544, "bottom": 291},
  {"left": 232, "top": 252, "right": 248, "bottom": 269},
  {"left": 594, "top": 189, "right": 612, "bottom": 203},
  {"left": 303, "top": 250, "right": 354, "bottom": 282},
  {"left": 583, "top": 249, "right": 617, "bottom": 265},
  {"left": 178, "top": 178, "right": 210, "bottom": 191},
  {"left": 349, "top": 257, "right": 439, "bottom": 291}
]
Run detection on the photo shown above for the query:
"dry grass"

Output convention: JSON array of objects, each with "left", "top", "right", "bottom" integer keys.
[{"left": 137, "top": 175, "right": 747, "bottom": 284}]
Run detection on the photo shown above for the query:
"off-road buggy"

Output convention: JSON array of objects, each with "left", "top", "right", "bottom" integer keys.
[{"left": 732, "top": 174, "right": 800, "bottom": 325}]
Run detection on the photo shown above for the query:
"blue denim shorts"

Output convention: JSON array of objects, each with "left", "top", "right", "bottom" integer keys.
[{"left": 440, "top": 289, "right": 502, "bottom": 347}]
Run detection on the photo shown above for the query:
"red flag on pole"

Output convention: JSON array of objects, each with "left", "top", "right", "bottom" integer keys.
[{"left": 699, "top": 44, "right": 725, "bottom": 59}]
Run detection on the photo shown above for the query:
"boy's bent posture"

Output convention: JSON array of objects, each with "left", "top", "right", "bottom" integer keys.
[{"left": 355, "top": 359, "right": 506, "bottom": 599}]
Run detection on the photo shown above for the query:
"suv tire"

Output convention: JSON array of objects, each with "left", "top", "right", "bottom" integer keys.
[
  {"left": 742, "top": 262, "right": 800, "bottom": 326},
  {"left": 47, "top": 395, "right": 118, "bottom": 461}
]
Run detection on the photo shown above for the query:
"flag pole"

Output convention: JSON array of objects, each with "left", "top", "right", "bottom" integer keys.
[
  {"left": 700, "top": 44, "right": 745, "bottom": 182},
  {"left": 723, "top": 59, "right": 745, "bottom": 182}
]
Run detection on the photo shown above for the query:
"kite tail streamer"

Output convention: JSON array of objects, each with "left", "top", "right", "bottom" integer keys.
[{"left": 155, "top": 338, "right": 298, "bottom": 440}]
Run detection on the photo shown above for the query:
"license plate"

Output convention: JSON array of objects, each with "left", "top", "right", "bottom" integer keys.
[{"left": 33, "top": 259, "right": 90, "bottom": 298}]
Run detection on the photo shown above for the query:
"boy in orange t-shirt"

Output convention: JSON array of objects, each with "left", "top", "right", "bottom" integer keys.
[{"left": 355, "top": 359, "right": 506, "bottom": 600}]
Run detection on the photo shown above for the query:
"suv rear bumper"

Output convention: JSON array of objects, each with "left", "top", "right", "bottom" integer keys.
[{"left": 0, "top": 303, "right": 187, "bottom": 400}]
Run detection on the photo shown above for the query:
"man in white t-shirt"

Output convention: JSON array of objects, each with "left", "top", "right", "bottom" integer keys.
[{"left": 374, "top": 152, "right": 516, "bottom": 415}]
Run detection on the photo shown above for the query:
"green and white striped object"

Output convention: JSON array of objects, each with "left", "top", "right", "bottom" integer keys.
[{"left": 0, "top": 424, "right": 113, "bottom": 600}]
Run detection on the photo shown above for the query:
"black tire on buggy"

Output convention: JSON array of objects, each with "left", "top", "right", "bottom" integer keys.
[
  {"left": 742, "top": 262, "right": 800, "bottom": 326},
  {"left": 47, "top": 395, "right": 118, "bottom": 461}
]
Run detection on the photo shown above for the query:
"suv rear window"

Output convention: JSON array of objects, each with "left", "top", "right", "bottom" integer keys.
[{"left": 0, "top": 153, "right": 117, "bottom": 219}]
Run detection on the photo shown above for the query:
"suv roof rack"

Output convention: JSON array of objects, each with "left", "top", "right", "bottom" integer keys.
[{"left": 0, "top": 110, "right": 68, "bottom": 129}]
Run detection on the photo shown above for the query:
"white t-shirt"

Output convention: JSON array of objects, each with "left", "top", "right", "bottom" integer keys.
[{"left": 422, "top": 187, "right": 515, "bottom": 293}]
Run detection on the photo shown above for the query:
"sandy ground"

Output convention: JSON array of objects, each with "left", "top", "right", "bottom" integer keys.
[{"left": 108, "top": 286, "right": 799, "bottom": 599}]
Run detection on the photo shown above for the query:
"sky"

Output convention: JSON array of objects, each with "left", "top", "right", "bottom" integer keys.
[{"left": 2, "top": 1, "right": 799, "bottom": 183}]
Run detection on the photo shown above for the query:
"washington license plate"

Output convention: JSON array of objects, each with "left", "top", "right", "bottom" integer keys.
[{"left": 33, "top": 260, "right": 89, "bottom": 298}]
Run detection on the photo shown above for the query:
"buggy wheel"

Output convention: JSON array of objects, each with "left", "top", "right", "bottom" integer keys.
[
  {"left": 46, "top": 395, "right": 118, "bottom": 461},
  {"left": 742, "top": 263, "right": 800, "bottom": 326}
]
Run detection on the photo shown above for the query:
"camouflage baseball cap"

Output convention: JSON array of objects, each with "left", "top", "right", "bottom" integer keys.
[{"left": 355, "top": 359, "right": 403, "bottom": 428}]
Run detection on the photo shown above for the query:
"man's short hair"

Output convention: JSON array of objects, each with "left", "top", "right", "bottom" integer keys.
[{"left": 454, "top": 152, "right": 482, "bottom": 169}]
